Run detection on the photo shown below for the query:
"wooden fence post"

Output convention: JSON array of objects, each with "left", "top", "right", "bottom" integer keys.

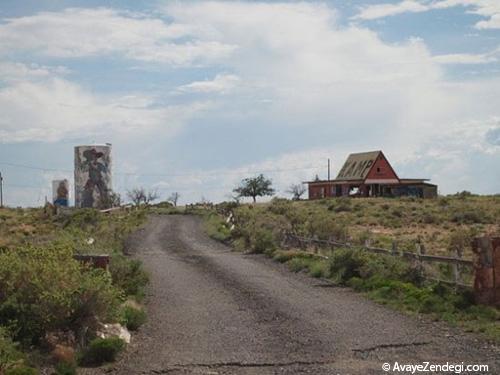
[
  {"left": 472, "top": 237, "right": 500, "bottom": 306},
  {"left": 416, "top": 242, "right": 424, "bottom": 278},
  {"left": 391, "top": 240, "right": 398, "bottom": 256},
  {"left": 452, "top": 247, "right": 462, "bottom": 287}
]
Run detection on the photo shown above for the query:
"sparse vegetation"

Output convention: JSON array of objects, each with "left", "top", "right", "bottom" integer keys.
[
  {"left": 120, "top": 305, "right": 147, "bottom": 331},
  {"left": 202, "top": 195, "right": 500, "bottom": 342},
  {"left": 78, "top": 337, "right": 125, "bottom": 366},
  {"left": 0, "top": 206, "right": 148, "bottom": 371}
]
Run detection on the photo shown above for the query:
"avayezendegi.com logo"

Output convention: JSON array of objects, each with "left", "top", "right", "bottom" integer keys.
[{"left": 382, "top": 362, "right": 489, "bottom": 374}]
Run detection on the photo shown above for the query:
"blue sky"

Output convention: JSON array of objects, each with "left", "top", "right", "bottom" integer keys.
[{"left": 0, "top": 0, "right": 499, "bottom": 206}]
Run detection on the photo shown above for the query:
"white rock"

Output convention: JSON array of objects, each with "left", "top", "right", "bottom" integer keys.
[{"left": 96, "top": 323, "right": 131, "bottom": 344}]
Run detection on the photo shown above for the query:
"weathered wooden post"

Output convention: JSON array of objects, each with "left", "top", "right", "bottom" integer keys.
[
  {"left": 472, "top": 237, "right": 500, "bottom": 307},
  {"left": 391, "top": 240, "right": 399, "bottom": 256},
  {"left": 452, "top": 247, "right": 462, "bottom": 287},
  {"left": 311, "top": 235, "right": 319, "bottom": 254},
  {"left": 415, "top": 241, "right": 425, "bottom": 280},
  {"left": 364, "top": 238, "right": 371, "bottom": 249}
]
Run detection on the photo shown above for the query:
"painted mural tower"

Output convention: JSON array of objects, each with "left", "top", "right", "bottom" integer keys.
[
  {"left": 74, "top": 144, "right": 112, "bottom": 208},
  {"left": 52, "top": 179, "right": 69, "bottom": 207}
]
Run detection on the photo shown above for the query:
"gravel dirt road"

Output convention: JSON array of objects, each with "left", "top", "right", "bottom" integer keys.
[{"left": 89, "top": 215, "right": 499, "bottom": 374}]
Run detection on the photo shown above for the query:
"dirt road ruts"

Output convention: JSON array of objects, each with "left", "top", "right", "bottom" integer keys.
[{"left": 87, "top": 215, "right": 499, "bottom": 374}]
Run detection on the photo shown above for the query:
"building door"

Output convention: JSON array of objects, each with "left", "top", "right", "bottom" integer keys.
[{"left": 336, "top": 185, "right": 342, "bottom": 197}]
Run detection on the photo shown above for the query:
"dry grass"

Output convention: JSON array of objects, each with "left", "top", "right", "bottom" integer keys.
[{"left": 229, "top": 196, "right": 500, "bottom": 258}]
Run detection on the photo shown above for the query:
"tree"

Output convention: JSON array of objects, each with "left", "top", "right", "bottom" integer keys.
[
  {"left": 233, "top": 174, "right": 274, "bottom": 203},
  {"left": 99, "top": 190, "right": 121, "bottom": 209},
  {"left": 127, "top": 188, "right": 159, "bottom": 206},
  {"left": 287, "top": 183, "right": 306, "bottom": 200},
  {"left": 168, "top": 192, "right": 180, "bottom": 207}
]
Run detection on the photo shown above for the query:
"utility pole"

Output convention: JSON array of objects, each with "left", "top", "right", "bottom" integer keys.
[
  {"left": 0, "top": 172, "right": 3, "bottom": 208},
  {"left": 327, "top": 159, "right": 331, "bottom": 181}
]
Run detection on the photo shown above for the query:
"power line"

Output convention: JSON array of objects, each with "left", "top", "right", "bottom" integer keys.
[
  {"left": 0, "top": 162, "right": 72, "bottom": 173},
  {"left": 0, "top": 161, "right": 323, "bottom": 178}
]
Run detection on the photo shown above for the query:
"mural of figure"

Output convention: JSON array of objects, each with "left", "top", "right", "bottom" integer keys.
[
  {"left": 55, "top": 181, "right": 68, "bottom": 206},
  {"left": 74, "top": 145, "right": 112, "bottom": 208},
  {"left": 52, "top": 179, "right": 69, "bottom": 207},
  {"left": 81, "top": 149, "right": 109, "bottom": 208}
]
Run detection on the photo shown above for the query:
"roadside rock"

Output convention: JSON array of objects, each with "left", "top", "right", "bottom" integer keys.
[{"left": 96, "top": 323, "right": 131, "bottom": 344}]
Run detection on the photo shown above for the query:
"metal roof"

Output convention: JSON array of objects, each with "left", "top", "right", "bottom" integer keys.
[{"left": 336, "top": 151, "right": 381, "bottom": 180}]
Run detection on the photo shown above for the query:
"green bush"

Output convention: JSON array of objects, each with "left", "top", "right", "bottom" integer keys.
[
  {"left": 109, "top": 254, "right": 149, "bottom": 299},
  {"left": 54, "top": 361, "right": 76, "bottom": 375},
  {"left": 250, "top": 228, "right": 276, "bottom": 254},
  {"left": 0, "top": 246, "right": 121, "bottom": 344},
  {"left": 328, "top": 248, "right": 369, "bottom": 284},
  {"left": 330, "top": 197, "right": 352, "bottom": 213},
  {"left": 272, "top": 250, "right": 304, "bottom": 263},
  {"left": 306, "top": 213, "right": 348, "bottom": 241},
  {"left": 0, "top": 328, "right": 28, "bottom": 374},
  {"left": 121, "top": 306, "right": 147, "bottom": 331},
  {"left": 5, "top": 366, "right": 38, "bottom": 375},
  {"left": 450, "top": 210, "right": 484, "bottom": 224},
  {"left": 60, "top": 209, "right": 101, "bottom": 229},
  {"left": 268, "top": 198, "right": 292, "bottom": 215},
  {"left": 79, "top": 337, "right": 125, "bottom": 366},
  {"left": 204, "top": 214, "right": 231, "bottom": 242},
  {"left": 309, "top": 261, "right": 329, "bottom": 278},
  {"left": 287, "top": 257, "right": 310, "bottom": 272}
]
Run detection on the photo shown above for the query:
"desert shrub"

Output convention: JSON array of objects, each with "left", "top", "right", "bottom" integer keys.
[
  {"left": 454, "top": 191, "right": 474, "bottom": 199},
  {"left": 60, "top": 209, "right": 101, "bottom": 229},
  {"left": 215, "top": 201, "right": 240, "bottom": 214},
  {"left": 231, "top": 206, "right": 287, "bottom": 253},
  {"left": 421, "top": 212, "right": 437, "bottom": 224},
  {"left": 328, "top": 248, "right": 370, "bottom": 284},
  {"left": 354, "top": 230, "right": 372, "bottom": 245},
  {"left": 309, "top": 261, "right": 329, "bottom": 278},
  {"left": 391, "top": 207, "right": 403, "bottom": 218},
  {"left": 54, "top": 361, "right": 76, "bottom": 375},
  {"left": 79, "top": 337, "right": 125, "bottom": 366},
  {"left": 287, "top": 257, "right": 310, "bottom": 272},
  {"left": 359, "top": 254, "right": 422, "bottom": 285},
  {"left": 204, "top": 213, "right": 231, "bottom": 242},
  {"left": 268, "top": 198, "right": 291, "bottom": 215},
  {"left": 154, "top": 201, "right": 174, "bottom": 209},
  {"left": 0, "top": 328, "right": 29, "bottom": 373},
  {"left": 330, "top": 197, "right": 352, "bottom": 213},
  {"left": 328, "top": 248, "right": 422, "bottom": 286},
  {"left": 250, "top": 228, "right": 276, "bottom": 254},
  {"left": 306, "top": 213, "right": 348, "bottom": 241},
  {"left": 109, "top": 254, "right": 149, "bottom": 299},
  {"left": 438, "top": 197, "right": 449, "bottom": 207},
  {"left": 273, "top": 250, "right": 302, "bottom": 263},
  {"left": 450, "top": 210, "right": 484, "bottom": 224},
  {"left": 0, "top": 246, "right": 121, "bottom": 344},
  {"left": 283, "top": 208, "right": 307, "bottom": 234},
  {"left": 121, "top": 306, "right": 146, "bottom": 331},
  {"left": 5, "top": 367, "right": 37, "bottom": 375}
]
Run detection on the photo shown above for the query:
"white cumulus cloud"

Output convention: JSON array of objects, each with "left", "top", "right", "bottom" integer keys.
[
  {"left": 0, "top": 7, "right": 236, "bottom": 65},
  {"left": 177, "top": 74, "right": 240, "bottom": 94},
  {"left": 354, "top": 0, "right": 500, "bottom": 29}
]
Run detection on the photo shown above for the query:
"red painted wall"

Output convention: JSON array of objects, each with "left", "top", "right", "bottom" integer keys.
[
  {"left": 308, "top": 183, "right": 335, "bottom": 199},
  {"left": 365, "top": 154, "right": 398, "bottom": 181}
]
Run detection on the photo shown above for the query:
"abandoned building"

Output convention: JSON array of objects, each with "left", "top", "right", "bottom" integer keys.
[{"left": 306, "top": 151, "right": 438, "bottom": 199}]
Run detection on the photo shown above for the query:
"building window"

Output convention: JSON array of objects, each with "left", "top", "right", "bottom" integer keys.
[{"left": 377, "top": 167, "right": 381, "bottom": 173}]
